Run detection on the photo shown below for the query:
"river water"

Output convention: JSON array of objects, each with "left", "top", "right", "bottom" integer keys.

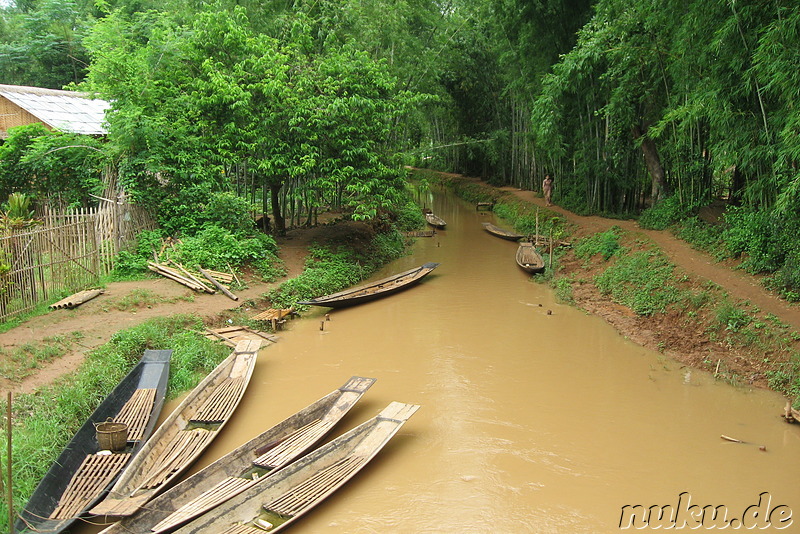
[{"left": 79, "top": 187, "right": 799, "bottom": 533}]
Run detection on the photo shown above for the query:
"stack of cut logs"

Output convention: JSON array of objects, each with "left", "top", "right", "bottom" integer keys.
[{"left": 147, "top": 261, "right": 239, "bottom": 300}]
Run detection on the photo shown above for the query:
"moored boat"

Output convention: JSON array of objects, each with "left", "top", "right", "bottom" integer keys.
[
  {"left": 97, "top": 376, "right": 377, "bottom": 534},
  {"left": 298, "top": 262, "right": 439, "bottom": 309},
  {"left": 171, "top": 402, "right": 420, "bottom": 534},
  {"left": 425, "top": 212, "right": 447, "bottom": 229},
  {"left": 516, "top": 241, "right": 545, "bottom": 274},
  {"left": 89, "top": 340, "right": 260, "bottom": 518},
  {"left": 15, "top": 350, "right": 172, "bottom": 534},
  {"left": 482, "top": 222, "right": 524, "bottom": 241}
]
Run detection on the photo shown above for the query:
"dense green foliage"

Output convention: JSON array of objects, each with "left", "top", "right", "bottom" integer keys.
[
  {"left": 1, "top": 0, "right": 799, "bottom": 295},
  {"left": 0, "top": 315, "right": 229, "bottom": 526},
  {"left": 267, "top": 229, "right": 408, "bottom": 308}
]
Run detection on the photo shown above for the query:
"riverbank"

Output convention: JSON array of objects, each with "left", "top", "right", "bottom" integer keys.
[
  {"left": 2, "top": 172, "right": 799, "bottom": 406},
  {"left": 426, "top": 170, "right": 800, "bottom": 404}
]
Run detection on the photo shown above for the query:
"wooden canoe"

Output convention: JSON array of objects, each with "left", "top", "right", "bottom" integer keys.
[
  {"left": 97, "top": 376, "right": 376, "bottom": 534},
  {"left": 425, "top": 212, "right": 446, "bottom": 229},
  {"left": 516, "top": 241, "right": 545, "bottom": 274},
  {"left": 482, "top": 222, "right": 524, "bottom": 241},
  {"left": 171, "top": 402, "right": 420, "bottom": 534},
  {"left": 89, "top": 339, "right": 260, "bottom": 518},
  {"left": 15, "top": 350, "right": 171, "bottom": 534},
  {"left": 298, "top": 262, "right": 439, "bottom": 309}
]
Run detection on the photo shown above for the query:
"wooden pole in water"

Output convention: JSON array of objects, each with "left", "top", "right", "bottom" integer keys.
[{"left": 6, "top": 392, "right": 12, "bottom": 534}]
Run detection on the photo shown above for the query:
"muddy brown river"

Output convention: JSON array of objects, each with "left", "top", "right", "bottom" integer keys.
[{"left": 77, "top": 188, "right": 799, "bottom": 533}]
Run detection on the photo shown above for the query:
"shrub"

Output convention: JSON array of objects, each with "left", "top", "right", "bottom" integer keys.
[
  {"left": 574, "top": 227, "right": 623, "bottom": 261},
  {"left": 595, "top": 250, "right": 680, "bottom": 316},
  {"left": 638, "top": 195, "right": 693, "bottom": 230}
]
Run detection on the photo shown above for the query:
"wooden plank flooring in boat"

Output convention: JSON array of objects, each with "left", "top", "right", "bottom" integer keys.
[
  {"left": 97, "top": 377, "right": 376, "bottom": 534},
  {"left": 265, "top": 455, "right": 365, "bottom": 516},
  {"left": 170, "top": 401, "right": 419, "bottom": 534},
  {"left": 90, "top": 341, "right": 260, "bottom": 518},
  {"left": 50, "top": 453, "right": 131, "bottom": 519},
  {"left": 114, "top": 387, "right": 157, "bottom": 442}
]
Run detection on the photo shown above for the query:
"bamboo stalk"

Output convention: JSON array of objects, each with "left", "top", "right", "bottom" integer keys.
[
  {"left": 7, "top": 391, "right": 13, "bottom": 534},
  {"left": 147, "top": 262, "right": 206, "bottom": 292},
  {"left": 170, "top": 261, "right": 215, "bottom": 294},
  {"left": 199, "top": 267, "right": 239, "bottom": 301}
]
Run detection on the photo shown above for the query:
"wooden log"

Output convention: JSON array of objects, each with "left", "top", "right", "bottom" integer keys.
[
  {"left": 169, "top": 261, "right": 215, "bottom": 294},
  {"left": 198, "top": 267, "right": 239, "bottom": 301},
  {"left": 148, "top": 262, "right": 206, "bottom": 292}
]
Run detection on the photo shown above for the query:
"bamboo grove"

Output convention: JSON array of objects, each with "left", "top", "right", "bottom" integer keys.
[{"left": 1, "top": 0, "right": 799, "bottom": 295}]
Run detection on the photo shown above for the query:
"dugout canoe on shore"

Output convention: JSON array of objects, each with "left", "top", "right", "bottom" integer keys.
[
  {"left": 482, "top": 222, "right": 524, "bottom": 241},
  {"left": 96, "top": 376, "right": 376, "bottom": 534},
  {"left": 299, "top": 262, "right": 439, "bottom": 309},
  {"left": 15, "top": 350, "right": 171, "bottom": 534},
  {"left": 516, "top": 241, "right": 545, "bottom": 274},
  {"left": 171, "top": 402, "right": 421, "bottom": 534},
  {"left": 89, "top": 340, "right": 260, "bottom": 519}
]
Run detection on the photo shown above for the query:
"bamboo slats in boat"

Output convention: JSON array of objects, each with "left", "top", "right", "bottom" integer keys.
[
  {"left": 89, "top": 340, "right": 259, "bottom": 518},
  {"left": 96, "top": 376, "right": 376, "bottom": 534},
  {"left": 170, "top": 401, "right": 419, "bottom": 534}
]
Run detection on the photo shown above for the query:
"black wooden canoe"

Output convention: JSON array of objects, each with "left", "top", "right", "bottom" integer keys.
[
  {"left": 482, "top": 222, "right": 524, "bottom": 241},
  {"left": 516, "top": 242, "right": 545, "bottom": 274},
  {"left": 170, "top": 402, "right": 420, "bottom": 534},
  {"left": 15, "top": 349, "right": 171, "bottom": 534},
  {"left": 298, "top": 262, "right": 439, "bottom": 309},
  {"left": 96, "top": 376, "right": 376, "bottom": 534},
  {"left": 90, "top": 340, "right": 259, "bottom": 518}
]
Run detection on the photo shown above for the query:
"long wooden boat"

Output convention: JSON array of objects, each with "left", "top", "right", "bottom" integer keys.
[
  {"left": 15, "top": 349, "right": 172, "bottom": 534},
  {"left": 171, "top": 402, "right": 420, "bottom": 534},
  {"left": 97, "top": 376, "right": 377, "bottom": 534},
  {"left": 516, "top": 241, "right": 545, "bottom": 274},
  {"left": 299, "top": 262, "right": 439, "bottom": 309},
  {"left": 482, "top": 222, "right": 524, "bottom": 241},
  {"left": 425, "top": 212, "right": 446, "bottom": 229},
  {"left": 89, "top": 339, "right": 260, "bottom": 518}
]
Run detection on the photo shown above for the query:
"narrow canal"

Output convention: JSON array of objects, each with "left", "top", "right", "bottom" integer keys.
[{"left": 81, "top": 186, "right": 800, "bottom": 532}]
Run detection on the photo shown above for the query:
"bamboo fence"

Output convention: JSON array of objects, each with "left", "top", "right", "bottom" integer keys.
[{"left": 0, "top": 202, "right": 156, "bottom": 321}]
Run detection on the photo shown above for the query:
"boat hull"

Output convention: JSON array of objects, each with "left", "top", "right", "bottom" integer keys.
[
  {"left": 172, "top": 402, "right": 420, "bottom": 534},
  {"left": 90, "top": 340, "right": 260, "bottom": 518},
  {"left": 15, "top": 350, "right": 171, "bottom": 534},
  {"left": 299, "top": 262, "right": 439, "bottom": 309}
]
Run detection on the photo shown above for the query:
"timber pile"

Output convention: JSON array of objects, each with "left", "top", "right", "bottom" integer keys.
[
  {"left": 147, "top": 261, "right": 238, "bottom": 299},
  {"left": 403, "top": 230, "right": 436, "bottom": 237},
  {"left": 50, "top": 289, "right": 104, "bottom": 310},
  {"left": 251, "top": 307, "right": 295, "bottom": 331}
]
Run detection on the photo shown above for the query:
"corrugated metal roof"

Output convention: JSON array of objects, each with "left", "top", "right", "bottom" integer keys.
[{"left": 0, "top": 84, "right": 110, "bottom": 135}]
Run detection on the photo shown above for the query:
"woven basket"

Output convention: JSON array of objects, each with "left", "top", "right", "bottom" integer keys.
[{"left": 96, "top": 418, "right": 128, "bottom": 451}]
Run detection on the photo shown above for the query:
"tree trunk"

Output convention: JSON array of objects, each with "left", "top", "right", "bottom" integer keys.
[
  {"left": 270, "top": 183, "right": 286, "bottom": 236},
  {"left": 633, "top": 124, "right": 668, "bottom": 205}
]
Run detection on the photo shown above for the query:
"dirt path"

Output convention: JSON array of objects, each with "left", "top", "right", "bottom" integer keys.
[
  {"left": 494, "top": 184, "right": 800, "bottom": 333},
  {"left": 0, "top": 225, "right": 319, "bottom": 394}
]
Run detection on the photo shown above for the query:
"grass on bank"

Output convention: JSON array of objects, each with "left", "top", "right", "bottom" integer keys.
[{"left": 0, "top": 314, "right": 231, "bottom": 526}]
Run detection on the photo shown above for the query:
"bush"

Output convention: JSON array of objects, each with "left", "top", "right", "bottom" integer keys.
[
  {"left": 595, "top": 250, "right": 680, "bottom": 316},
  {"left": 638, "top": 195, "right": 693, "bottom": 230},
  {"left": 393, "top": 199, "right": 426, "bottom": 232},
  {"left": 574, "top": 227, "right": 623, "bottom": 261},
  {"left": 169, "top": 226, "right": 283, "bottom": 279}
]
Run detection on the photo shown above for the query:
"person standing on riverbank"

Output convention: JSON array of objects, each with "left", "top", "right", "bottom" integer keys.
[{"left": 543, "top": 174, "right": 553, "bottom": 206}]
